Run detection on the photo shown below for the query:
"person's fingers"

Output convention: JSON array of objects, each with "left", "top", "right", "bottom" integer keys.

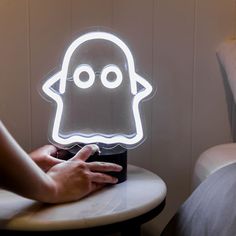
[
  {"left": 44, "top": 145, "right": 58, "bottom": 156},
  {"left": 90, "top": 172, "right": 118, "bottom": 184},
  {"left": 86, "top": 162, "right": 122, "bottom": 172},
  {"left": 70, "top": 144, "right": 100, "bottom": 162}
]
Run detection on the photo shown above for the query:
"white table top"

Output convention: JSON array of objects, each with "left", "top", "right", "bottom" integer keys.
[{"left": 0, "top": 165, "right": 167, "bottom": 231}]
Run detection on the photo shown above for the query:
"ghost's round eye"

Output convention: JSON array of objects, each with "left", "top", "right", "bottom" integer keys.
[
  {"left": 101, "top": 65, "right": 123, "bottom": 89},
  {"left": 73, "top": 64, "right": 95, "bottom": 89}
]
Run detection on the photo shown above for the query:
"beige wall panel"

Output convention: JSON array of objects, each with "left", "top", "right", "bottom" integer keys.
[
  {"left": 71, "top": 0, "right": 112, "bottom": 36},
  {"left": 149, "top": 0, "right": 195, "bottom": 233},
  {"left": 30, "top": 0, "right": 71, "bottom": 149},
  {"left": 0, "top": 0, "right": 30, "bottom": 151},
  {"left": 113, "top": 0, "right": 154, "bottom": 170},
  {"left": 192, "top": 0, "right": 234, "bottom": 167}
]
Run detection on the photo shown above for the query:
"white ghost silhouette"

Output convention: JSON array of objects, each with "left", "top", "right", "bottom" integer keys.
[{"left": 42, "top": 31, "right": 152, "bottom": 147}]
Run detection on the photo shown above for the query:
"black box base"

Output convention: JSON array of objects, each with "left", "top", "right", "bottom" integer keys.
[{"left": 68, "top": 145, "right": 127, "bottom": 184}]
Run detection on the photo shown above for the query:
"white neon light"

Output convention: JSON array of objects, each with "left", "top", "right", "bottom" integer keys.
[
  {"left": 59, "top": 32, "right": 138, "bottom": 95},
  {"left": 73, "top": 64, "right": 95, "bottom": 89},
  {"left": 101, "top": 64, "right": 123, "bottom": 89},
  {"left": 42, "top": 31, "right": 153, "bottom": 147}
]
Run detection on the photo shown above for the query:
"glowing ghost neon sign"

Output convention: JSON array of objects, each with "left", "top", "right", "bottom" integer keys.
[{"left": 42, "top": 31, "right": 152, "bottom": 148}]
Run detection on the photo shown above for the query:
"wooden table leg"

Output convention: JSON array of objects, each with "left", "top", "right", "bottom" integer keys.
[{"left": 121, "top": 225, "right": 141, "bottom": 236}]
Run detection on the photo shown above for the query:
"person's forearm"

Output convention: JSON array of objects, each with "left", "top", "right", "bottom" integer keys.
[
  {"left": 0, "top": 121, "right": 55, "bottom": 201},
  {"left": 0, "top": 121, "right": 122, "bottom": 203}
]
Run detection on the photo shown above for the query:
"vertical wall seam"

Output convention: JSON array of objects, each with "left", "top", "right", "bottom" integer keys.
[
  {"left": 111, "top": 0, "right": 114, "bottom": 27},
  {"left": 232, "top": 0, "right": 236, "bottom": 141},
  {"left": 233, "top": 0, "right": 236, "bottom": 38},
  {"left": 70, "top": 0, "right": 72, "bottom": 39},
  {"left": 190, "top": 0, "right": 198, "bottom": 191},
  {"left": 231, "top": 0, "right": 236, "bottom": 141},
  {"left": 27, "top": 0, "right": 32, "bottom": 151},
  {"left": 151, "top": 0, "right": 159, "bottom": 172},
  {"left": 150, "top": 0, "right": 156, "bottom": 171}
]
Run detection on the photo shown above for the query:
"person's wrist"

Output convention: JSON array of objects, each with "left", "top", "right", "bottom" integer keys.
[{"left": 33, "top": 174, "right": 58, "bottom": 203}]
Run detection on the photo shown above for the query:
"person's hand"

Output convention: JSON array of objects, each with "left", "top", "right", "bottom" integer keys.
[
  {"left": 29, "top": 145, "right": 64, "bottom": 172},
  {"left": 44, "top": 144, "right": 122, "bottom": 203}
]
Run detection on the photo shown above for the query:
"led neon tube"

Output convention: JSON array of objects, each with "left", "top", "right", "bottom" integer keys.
[{"left": 42, "top": 31, "right": 153, "bottom": 147}]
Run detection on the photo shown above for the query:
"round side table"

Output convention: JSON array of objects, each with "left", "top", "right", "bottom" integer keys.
[{"left": 0, "top": 165, "right": 167, "bottom": 236}]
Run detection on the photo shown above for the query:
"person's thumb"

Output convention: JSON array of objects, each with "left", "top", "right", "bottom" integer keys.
[
  {"left": 47, "top": 155, "right": 64, "bottom": 165},
  {"left": 41, "top": 155, "right": 64, "bottom": 172}
]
